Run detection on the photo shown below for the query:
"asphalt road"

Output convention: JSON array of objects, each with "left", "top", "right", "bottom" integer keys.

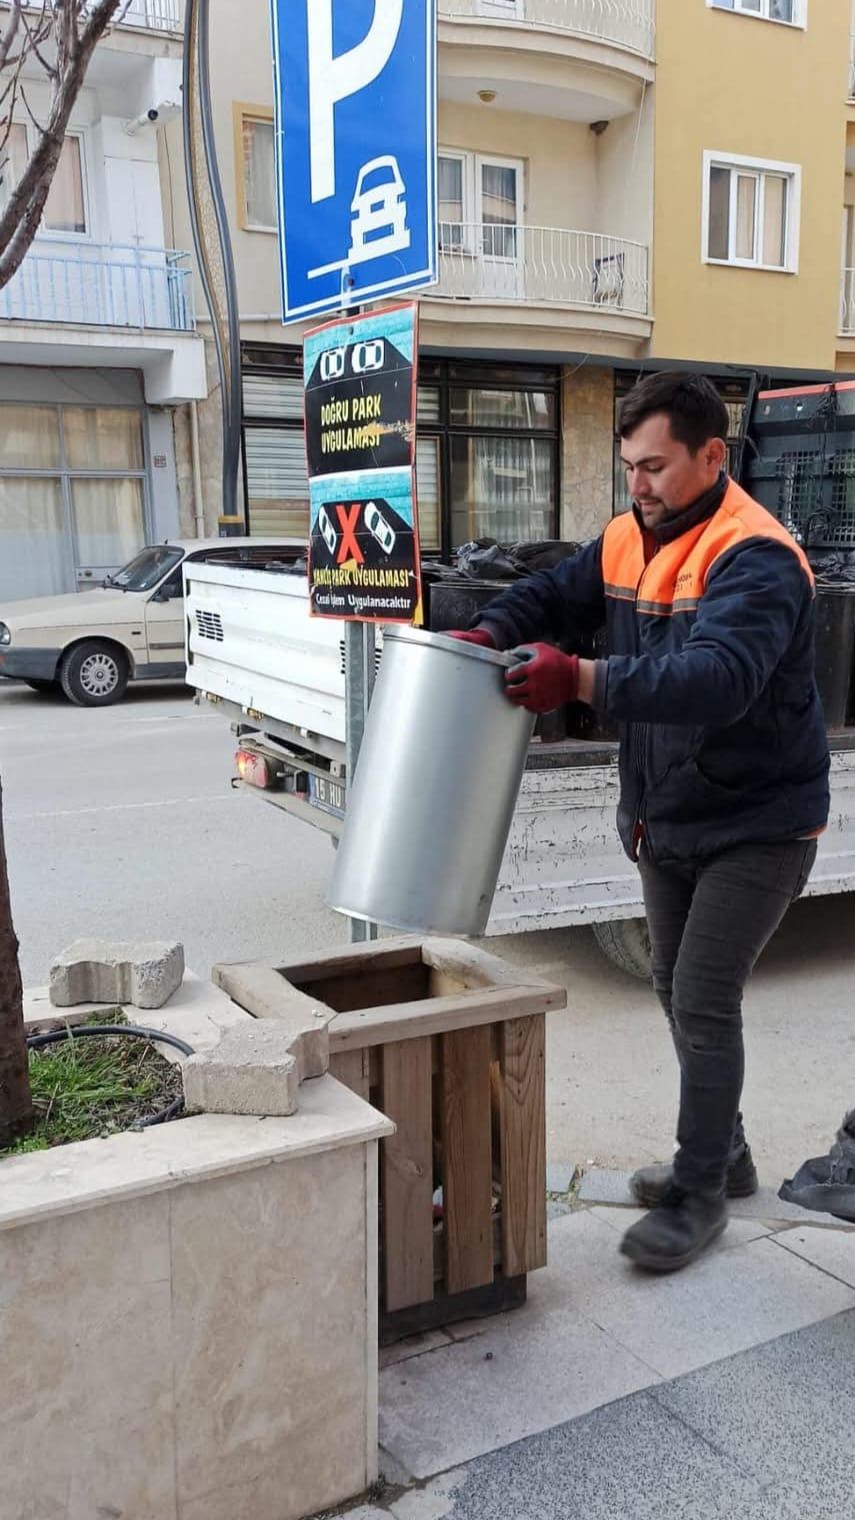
[
  {"left": 1, "top": 675, "right": 852, "bottom": 1180},
  {"left": 0, "top": 679, "right": 348, "bottom": 986}
]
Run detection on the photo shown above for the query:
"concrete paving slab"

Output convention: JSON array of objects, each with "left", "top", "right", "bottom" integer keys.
[
  {"left": 578, "top": 1167, "right": 842, "bottom": 1226},
  {"left": 380, "top": 1330, "right": 453, "bottom": 1370},
  {"left": 577, "top": 1167, "right": 635, "bottom": 1205},
  {"left": 546, "top": 1161, "right": 576, "bottom": 1193},
  {"left": 773, "top": 1225, "right": 855, "bottom": 1287},
  {"left": 546, "top": 1211, "right": 855, "bottom": 1380},
  {"left": 590, "top": 1205, "right": 773, "bottom": 1251},
  {"left": 653, "top": 1309, "right": 855, "bottom": 1494},
  {"left": 383, "top": 1391, "right": 765, "bottom": 1520},
  {"left": 379, "top": 1298, "right": 657, "bottom": 1479}
]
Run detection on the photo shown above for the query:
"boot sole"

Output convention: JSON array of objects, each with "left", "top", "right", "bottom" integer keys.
[
  {"left": 631, "top": 1168, "right": 758, "bottom": 1211},
  {"left": 619, "top": 1214, "right": 728, "bottom": 1273}
]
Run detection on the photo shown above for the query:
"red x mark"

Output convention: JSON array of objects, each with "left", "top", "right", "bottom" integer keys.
[{"left": 335, "top": 503, "right": 364, "bottom": 564}]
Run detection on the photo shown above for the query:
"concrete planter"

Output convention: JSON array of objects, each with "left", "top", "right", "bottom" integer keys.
[{"left": 3, "top": 977, "right": 393, "bottom": 1520}]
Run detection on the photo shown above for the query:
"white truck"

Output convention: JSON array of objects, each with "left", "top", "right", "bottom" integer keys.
[{"left": 183, "top": 558, "right": 855, "bottom": 977}]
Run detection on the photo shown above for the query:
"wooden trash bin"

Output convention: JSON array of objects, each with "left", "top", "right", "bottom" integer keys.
[{"left": 214, "top": 938, "right": 566, "bottom": 1344}]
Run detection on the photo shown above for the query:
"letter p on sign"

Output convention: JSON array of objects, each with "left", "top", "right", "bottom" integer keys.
[{"left": 307, "top": 0, "right": 404, "bottom": 204}]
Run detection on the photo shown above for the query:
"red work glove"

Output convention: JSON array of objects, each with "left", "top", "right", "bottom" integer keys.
[
  {"left": 446, "top": 628, "right": 497, "bottom": 649},
  {"left": 505, "top": 643, "right": 580, "bottom": 713}
]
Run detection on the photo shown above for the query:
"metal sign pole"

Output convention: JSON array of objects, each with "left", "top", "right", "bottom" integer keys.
[
  {"left": 339, "top": 284, "right": 379, "bottom": 944},
  {"left": 344, "top": 620, "right": 377, "bottom": 943}
]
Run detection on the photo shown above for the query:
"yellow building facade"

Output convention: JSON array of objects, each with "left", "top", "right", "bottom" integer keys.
[{"left": 165, "top": 0, "right": 855, "bottom": 551}]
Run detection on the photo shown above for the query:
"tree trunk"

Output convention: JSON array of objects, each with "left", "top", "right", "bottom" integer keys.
[{"left": 0, "top": 780, "right": 33, "bottom": 1144}]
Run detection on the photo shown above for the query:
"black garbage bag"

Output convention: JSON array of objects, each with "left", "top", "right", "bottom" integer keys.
[
  {"left": 809, "top": 549, "right": 855, "bottom": 587},
  {"left": 779, "top": 1108, "right": 855, "bottom": 1222},
  {"left": 453, "top": 538, "right": 584, "bottom": 581}
]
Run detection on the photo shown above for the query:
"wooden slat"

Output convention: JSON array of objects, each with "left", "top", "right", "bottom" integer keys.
[
  {"left": 329, "top": 1047, "right": 370, "bottom": 1101},
  {"left": 328, "top": 984, "right": 559, "bottom": 1052},
  {"left": 381, "top": 1037, "right": 435, "bottom": 1313},
  {"left": 276, "top": 937, "right": 424, "bottom": 984},
  {"left": 441, "top": 1025, "right": 494, "bottom": 1295},
  {"left": 499, "top": 1014, "right": 547, "bottom": 1277}
]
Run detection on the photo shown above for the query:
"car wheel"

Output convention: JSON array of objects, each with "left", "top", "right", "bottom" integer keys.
[
  {"left": 25, "top": 679, "right": 58, "bottom": 694},
  {"left": 60, "top": 641, "right": 129, "bottom": 707},
  {"left": 592, "top": 918, "right": 652, "bottom": 981}
]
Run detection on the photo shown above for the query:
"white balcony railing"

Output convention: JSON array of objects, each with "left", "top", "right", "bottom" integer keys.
[
  {"left": 434, "top": 224, "right": 650, "bottom": 316},
  {"left": 438, "top": 0, "right": 655, "bottom": 59},
  {"left": 0, "top": 243, "right": 195, "bottom": 331},
  {"left": 116, "top": 0, "right": 183, "bottom": 32},
  {"left": 841, "top": 269, "right": 855, "bottom": 334},
  {"left": 849, "top": 34, "right": 855, "bottom": 98}
]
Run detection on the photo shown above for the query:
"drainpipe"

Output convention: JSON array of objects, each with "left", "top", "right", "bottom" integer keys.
[{"left": 190, "top": 400, "right": 205, "bottom": 539}]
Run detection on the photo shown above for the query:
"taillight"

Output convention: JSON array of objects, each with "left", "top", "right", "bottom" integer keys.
[{"left": 236, "top": 749, "right": 276, "bottom": 789}]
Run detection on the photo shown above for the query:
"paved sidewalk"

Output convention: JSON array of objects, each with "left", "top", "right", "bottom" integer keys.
[{"left": 337, "top": 1199, "right": 855, "bottom": 1520}]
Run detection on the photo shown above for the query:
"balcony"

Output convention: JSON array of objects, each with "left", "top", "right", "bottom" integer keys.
[
  {"left": 850, "top": 34, "right": 855, "bottom": 99},
  {"left": 433, "top": 223, "right": 648, "bottom": 311},
  {"left": 113, "top": 0, "right": 183, "bottom": 31},
  {"left": 841, "top": 269, "right": 855, "bottom": 334},
  {"left": 438, "top": 0, "right": 655, "bottom": 59},
  {"left": 0, "top": 243, "right": 194, "bottom": 331},
  {"left": 438, "top": 0, "right": 655, "bottom": 122},
  {"left": 419, "top": 224, "right": 651, "bottom": 355},
  {"left": 0, "top": 242, "right": 205, "bottom": 404}
]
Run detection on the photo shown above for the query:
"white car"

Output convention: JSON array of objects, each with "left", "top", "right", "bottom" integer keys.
[
  {"left": 364, "top": 502, "right": 396, "bottom": 556},
  {"left": 317, "top": 505, "right": 338, "bottom": 558},
  {"left": 0, "top": 537, "right": 304, "bottom": 707},
  {"left": 348, "top": 156, "right": 411, "bottom": 264}
]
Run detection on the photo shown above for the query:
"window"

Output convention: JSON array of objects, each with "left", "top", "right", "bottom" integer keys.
[
  {"left": 0, "top": 125, "right": 87, "bottom": 236},
  {"left": 703, "top": 153, "right": 799, "bottom": 271},
  {"left": 437, "top": 150, "right": 522, "bottom": 258},
  {"left": 0, "top": 403, "right": 147, "bottom": 599},
  {"left": 420, "top": 360, "right": 560, "bottom": 554},
  {"left": 237, "top": 109, "right": 277, "bottom": 231},
  {"left": 708, "top": 0, "right": 805, "bottom": 26},
  {"left": 241, "top": 349, "right": 559, "bottom": 559}
]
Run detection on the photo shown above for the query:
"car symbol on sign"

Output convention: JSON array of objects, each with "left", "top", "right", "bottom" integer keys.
[
  {"left": 364, "top": 502, "right": 396, "bottom": 556},
  {"left": 352, "top": 339, "right": 386, "bottom": 375},
  {"left": 348, "top": 156, "right": 411, "bottom": 265},
  {"left": 317, "top": 504, "right": 337, "bottom": 557},
  {"left": 320, "top": 346, "right": 346, "bottom": 382}
]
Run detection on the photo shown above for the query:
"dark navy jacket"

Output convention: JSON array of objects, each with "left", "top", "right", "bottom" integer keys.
[{"left": 478, "top": 476, "right": 830, "bottom": 864}]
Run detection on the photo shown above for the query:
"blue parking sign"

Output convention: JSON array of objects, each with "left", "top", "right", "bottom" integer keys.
[{"left": 270, "top": 0, "right": 437, "bottom": 322}]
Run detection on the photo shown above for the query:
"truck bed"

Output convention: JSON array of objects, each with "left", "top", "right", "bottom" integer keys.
[{"left": 185, "top": 560, "right": 855, "bottom": 935}]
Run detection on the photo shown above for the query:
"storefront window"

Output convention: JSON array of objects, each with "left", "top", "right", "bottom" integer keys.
[
  {"left": 241, "top": 348, "right": 559, "bottom": 559},
  {"left": 0, "top": 402, "right": 148, "bottom": 599},
  {"left": 450, "top": 435, "right": 554, "bottom": 547}
]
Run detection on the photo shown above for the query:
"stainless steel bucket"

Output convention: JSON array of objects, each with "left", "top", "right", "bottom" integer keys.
[{"left": 328, "top": 626, "right": 534, "bottom": 936}]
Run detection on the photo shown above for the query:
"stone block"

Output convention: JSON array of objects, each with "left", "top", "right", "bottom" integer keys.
[
  {"left": 182, "top": 1023, "right": 301, "bottom": 1117},
  {"left": 49, "top": 939, "right": 184, "bottom": 1010}
]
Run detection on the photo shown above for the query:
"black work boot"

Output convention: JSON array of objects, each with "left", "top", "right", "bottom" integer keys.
[
  {"left": 620, "top": 1186, "right": 727, "bottom": 1273},
  {"left": 630, "top": 1146, "right": 758, "bottom": 1209}
]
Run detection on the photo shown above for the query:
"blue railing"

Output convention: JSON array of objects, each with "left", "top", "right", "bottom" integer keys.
[{"left": 0, "top": 244, "right": 195, "bottom": 331}]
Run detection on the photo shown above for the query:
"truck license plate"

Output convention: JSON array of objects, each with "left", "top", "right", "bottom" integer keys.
[{"left": 308, "top": 774, "right": 345, "bottom": 818}]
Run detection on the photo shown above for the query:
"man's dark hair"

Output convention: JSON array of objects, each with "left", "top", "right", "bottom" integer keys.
[{"left": 618, "top": 372, "right": 730, "bottom": 455}]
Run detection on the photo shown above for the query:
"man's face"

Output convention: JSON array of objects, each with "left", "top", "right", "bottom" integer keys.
[{"left": 620, "top": 412, "right": 727, "bottom": 530}]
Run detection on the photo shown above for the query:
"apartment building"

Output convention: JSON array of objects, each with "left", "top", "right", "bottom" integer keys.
[
  {"left": 0, "top": 0, "right": 206, "bottom": 602},
  {"left": 166, "top": 0, "right": 853, "bottom": 555}
]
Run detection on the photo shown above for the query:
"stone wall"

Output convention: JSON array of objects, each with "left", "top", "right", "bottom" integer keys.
[{"left": 561, "top": 365, "right": 616, "bottom": 543}]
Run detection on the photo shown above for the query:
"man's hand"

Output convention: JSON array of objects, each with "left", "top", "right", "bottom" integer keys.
[
  {"left": 505, "top": 643, "right": 580, "bottom": 712},
  {"left": 446, "top": 628, "right": 497, "bottom": 650}
]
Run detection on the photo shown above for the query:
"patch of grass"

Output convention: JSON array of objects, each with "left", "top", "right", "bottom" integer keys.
[{"left": 0, "top": 1013, "right": 184, "bottom": 1159}]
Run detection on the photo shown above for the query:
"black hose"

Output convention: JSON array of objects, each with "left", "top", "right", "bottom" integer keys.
[{"left": 26, "top": 1024, "right": 196, "bottom": 1129}]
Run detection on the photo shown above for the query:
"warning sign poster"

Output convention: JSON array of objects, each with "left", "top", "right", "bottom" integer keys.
[
  {"left": 303, "top": 303, "right": 421, "bottom": 625},
  {"left": 309, "top": 469, "right": 421, "bottom": 622}
]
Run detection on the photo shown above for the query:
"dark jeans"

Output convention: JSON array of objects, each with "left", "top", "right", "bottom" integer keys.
[{"left": 638, "top": 838, "right": 818, "bottom": 1195}]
